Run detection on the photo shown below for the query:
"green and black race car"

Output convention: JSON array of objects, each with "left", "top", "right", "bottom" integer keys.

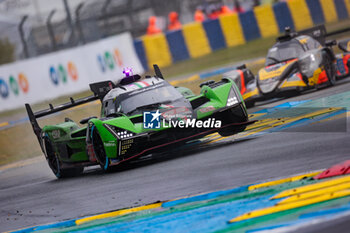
[{"left": 26, "top": 65, "right": 251, "bottom": 178}]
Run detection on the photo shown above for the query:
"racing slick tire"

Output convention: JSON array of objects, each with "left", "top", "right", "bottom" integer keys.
[
  {"left": 91, "top": 126, "right": 113, "bottom": 172},
  {"left": 218, "top": 104, "right": 248, "bottom": 137},
  {"left": 323, "top": 52, "right": 336, "bottom": 86},
  {"left": 43, "top": 136, "right": 83, "bottom": 178}
]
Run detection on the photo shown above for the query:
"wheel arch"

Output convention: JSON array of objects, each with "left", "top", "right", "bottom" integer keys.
[{"left": 87, "top": 119, "right": 118, "bottom": 170}]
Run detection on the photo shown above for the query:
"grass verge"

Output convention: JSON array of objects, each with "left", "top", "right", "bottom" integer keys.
[{"left": 0, "top": 102, "right": 101, "bottom": 166}]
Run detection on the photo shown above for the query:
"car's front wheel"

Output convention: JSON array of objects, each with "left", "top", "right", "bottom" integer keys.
[
  {"left": 244, "top": 100, "right": 255, "bottom": 108},
  {"left": 218, "top": 105, "right": 248, "bottom": 137},
  {"left": 91, "top": 126, "right": 112, "bottom": 172},
  {"left": 324, "top": 53, "right": 336, "bottom": 86}
]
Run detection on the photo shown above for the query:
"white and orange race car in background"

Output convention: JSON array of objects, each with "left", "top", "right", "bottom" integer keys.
[{"left": 224, "top": 26, "right": 345, "bottom": 107}]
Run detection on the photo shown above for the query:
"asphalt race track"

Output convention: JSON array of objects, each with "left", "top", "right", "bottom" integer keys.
[{"left": 1, "top": 79, "right": 350, "bottom": 232}]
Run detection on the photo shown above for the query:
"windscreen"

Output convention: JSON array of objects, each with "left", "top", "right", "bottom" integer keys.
[
  {"left": 265, "top": 42, "right": 305, "bottom": 66},
  {"left": 104, "top": 84, "right": 184, "bottom": 117}
]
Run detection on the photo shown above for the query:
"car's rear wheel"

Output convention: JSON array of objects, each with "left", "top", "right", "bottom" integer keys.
[
  {"left": 91, "top": 126, "right": 112, "bottom": 172},
  {"left": 43, "top": 136, "right": 83, "bottom": 178}
]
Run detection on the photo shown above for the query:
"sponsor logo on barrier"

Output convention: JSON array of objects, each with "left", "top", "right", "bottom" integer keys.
[
  {"left": 49, "top": 61, "right": 78, "bottom": 85},
  {"left": 97, "top": 48, "right": 123, "bottom": 73},
  {"left": 0, "top": 73, "right": 29, "bottom": 99}
]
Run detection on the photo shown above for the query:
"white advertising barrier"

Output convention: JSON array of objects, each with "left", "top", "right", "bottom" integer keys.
[{"left": 0, "top": 32, "right": 144, "bottom": 112}]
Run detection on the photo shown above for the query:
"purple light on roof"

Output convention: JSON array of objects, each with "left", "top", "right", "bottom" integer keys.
[{"left": 123, "top": 67, "right": 133, "bottom": 77}]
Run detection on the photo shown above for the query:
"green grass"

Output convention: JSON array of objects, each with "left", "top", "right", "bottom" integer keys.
[{"left": 0, "top": 102, "right": 101, "bottom": 166}]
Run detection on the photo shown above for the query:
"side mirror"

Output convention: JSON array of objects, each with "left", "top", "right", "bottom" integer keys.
[
  {"left": 153, "top": 64, "right": 164, "bottom": 79},
  {"left": 325, "top": 40, "right": 337, "bottom": 47},
  {"left": 237, "top": 64, "right": 247, "bottom": 70}
]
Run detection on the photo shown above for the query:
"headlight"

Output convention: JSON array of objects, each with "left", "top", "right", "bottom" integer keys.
[
  {"left": 227, "top": 97, "right": 238, "bottom": 106},
  {"left": 103, "top": 124, "right": 134, "bottom": 139},
  {"left": 226, "top": 88, "right": 239, "bottom": 107},
  {"left": 117, "top": 130, "right": 134, "bottom": 139}
]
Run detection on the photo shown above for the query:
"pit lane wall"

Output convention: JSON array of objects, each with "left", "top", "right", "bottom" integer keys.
[
  {"left": 134, "top": 0, "right": 350, "bottom": 71},
  {"left": 0, "top": 32, "right": 144, "bottom": 112}
]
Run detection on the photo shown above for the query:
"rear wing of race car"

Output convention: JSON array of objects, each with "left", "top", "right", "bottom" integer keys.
[
  {"left": 25, "top": 95, "right": 98, "bottom": 152},
  {"left": 276, "top": 25, "right": 327, "bottom": 45},
  {"left": 300, "top": 25, "right": 350, "bottom": 49},
  {"left": 299, "top": 25, "right": 327, "bottom": 46},
  {"left": 277, "top": 25, "right": 329, "bottom": 46},
  {"left": 278, "top": 24, "right": 350, "bottom": 49},
  {"left": 25, "top": 80, "right": 116, "bottom": 150}
]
